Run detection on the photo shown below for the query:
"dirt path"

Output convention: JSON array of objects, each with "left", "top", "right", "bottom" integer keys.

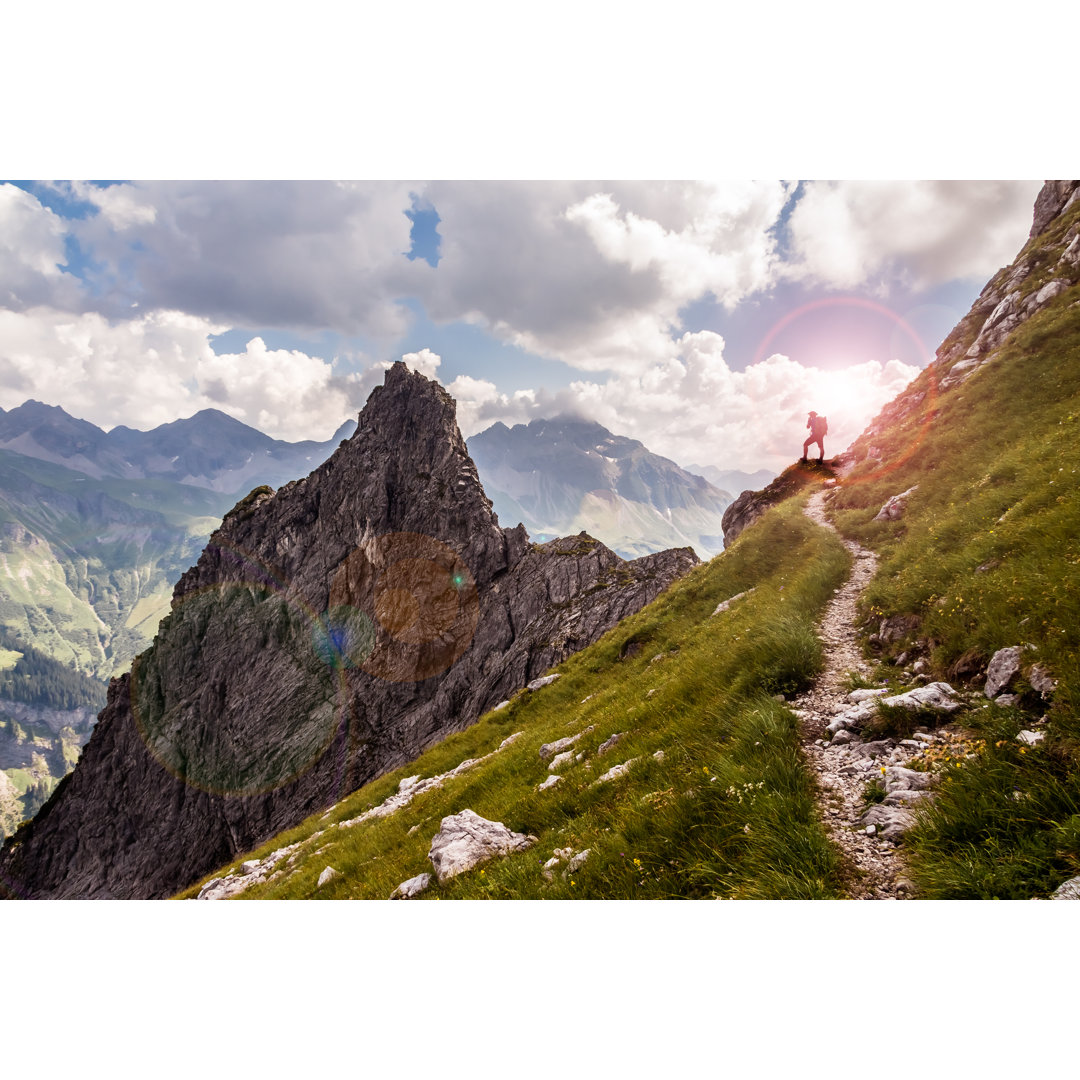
[{"left": 794, "top": 489, "right": 910, "bottom": 900}]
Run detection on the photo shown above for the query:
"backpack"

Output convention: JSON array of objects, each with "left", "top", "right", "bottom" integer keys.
[{"left": 819, "top": 415, "right": 828, "bottom": 436}]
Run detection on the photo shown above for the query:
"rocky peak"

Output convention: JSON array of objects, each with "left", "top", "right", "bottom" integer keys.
[
  {"left": 1030, "top": 180, "right": 1080, "bottom": 237},
  {"left": 0, "top": 363, "right": 697, "bottom": 899}
]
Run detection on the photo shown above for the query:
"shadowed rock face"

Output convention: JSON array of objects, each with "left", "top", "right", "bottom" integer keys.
[{"left": 0, "top": 364, "right": 697, "bottom": 899}]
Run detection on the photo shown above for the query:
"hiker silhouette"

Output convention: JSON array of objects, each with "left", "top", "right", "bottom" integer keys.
[{"left": 802, "top": 410, "right": 827, "bottom": 463}]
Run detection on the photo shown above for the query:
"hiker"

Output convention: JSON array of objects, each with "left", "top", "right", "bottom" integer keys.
[{"left": 802, "top": 411, "right": 827, "bottom": 463}]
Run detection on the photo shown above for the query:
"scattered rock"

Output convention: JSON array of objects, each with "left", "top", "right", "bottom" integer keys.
[
  {"left": 995, "top": 694, "right": 1019, "bottom": 707},
  {"left": 1016, "top": 730, "right": 1046, "bottom": 747},
  {"left": 538, "top": 725, "right": 595, "bottom": 761},
  {"left": 537, "top": 774, "right": 562, "bottom": 791},
  {"left": 712, "top": 589, "right": 755, "bottom": 616},
  {"left": 565, "top": 849, "right": 591, "bottom": 874},
  {"left": 1028, "top": 665, "right": 1058, "bottom": 697},
  {"left": 390, "top": 872, "right": 432, "bottom": 899},
  {"left": 594, "top": 759, "right": 639, "bottom": 785},
  {"left": 427, "top": 810, "right": 538, "bottom": 883},
  {"left": 492, "top": 700, "right": 511, "bottom": 712},
  {"left": 548, "top": 751, "right": 575, "bottom": 772},
  {"left": 865, "top": 824, "right": 877, "bottom": 837},
  {"left": 881, "top": 681, "right": 961, "bottom": 712},
  {"left": 527, "top": 674, "right": 561, "bottom": 692},
  {"left": 985, "top": 646, "right": 1022, "bottom": 698},
  {"left": 498, "top": 732, "right": 524, "bottom": 750},
  {"left": 831, "top": 729, "right": 856, "bottom": 746},
  {"left": 848, "top": 688, "right": 889, "bottom": 703},
  {"left": 884, "top": 767, "right": 936, "bottom": 793},
  {"left": 653, "top": 750, "right": 665, "bottom": 763},
  {"left": 873, "top": 486, "right": 919, "bottom": 522},
  {"left": 877, "top": 614, "right": 922, "bottom": 644},
  {"left": 860, "top": 803, "right": 917, "bottom": 842},
  {"left": 317, "top": 866, "right": 341, "bottom": 888},
  {"left": 398, "top": 775, "right": 421, "bottom": 793},
  {"left": 597, "top": 732, "right": 626, "bottom": 755},
  {"left": 240, "top": 860, "right": 261, "bottom": 875}
]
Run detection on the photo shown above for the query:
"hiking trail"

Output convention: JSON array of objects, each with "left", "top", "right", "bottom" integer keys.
[{"left": 794, "top": 489, "right": 911, "bottom": 900}]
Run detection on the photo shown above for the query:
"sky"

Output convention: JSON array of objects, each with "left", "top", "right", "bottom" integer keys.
[{"left": 0, "top": 178, "right": 1043, "bottom": 474}]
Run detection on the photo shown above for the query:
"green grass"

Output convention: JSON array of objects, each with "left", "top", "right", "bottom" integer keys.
[
  {"left": 178, "top": 496, "right": 852, "bottom": 900},
  {"left": 824, "top": 233, "right": 1080, "bottom": 897},
  {"left": 0, "top": 648, "right": 22, "bottom": 671}
]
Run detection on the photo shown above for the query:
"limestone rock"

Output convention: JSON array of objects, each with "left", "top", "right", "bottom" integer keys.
[
  {"left": 317, "top": 866, "right": 341, "bottom": 888},
  {"left": 390, "top": 872, "right": 433, "bottom": 899},
  {"left": 1016, "top": 730, "right": 1045, "bottom": 747},
  {"left": 883, "top": 766, "right": 935, "bottom": 793},
  {"left": 860, "top": 803, "right": 917, "bottom": 842},
  {"left": 848, "top": 688, "right": 889, "bottom": 703},
  {"left": 538, "top": 725, "right": 594, "bottom": 762},
  {"left": 594, "top": 759, "right": 639, "bottom": 785},
  {"left": 548, "top": 751, "right": 575, "bottom": 772},
  {"left": 527, "top": 674, "right": 561, "bottom": 692},
  {"left": 427, "top": 809, "right": 537, "bottom": 883},
  {"left": 565, "top": 849, "right": 591, "bottom": 874},
  {"left": 881, "top": 682, "right": 960, "bottom": 712},
  {"left": 537, "top": 774, "right": 562, "bottom": 791},
  {"left": 985, "top": 646, "right": 1022, "bottom": 698},
  {"left": 873, "top": 486, "right": 919, "bottom": 522},
  {"left": 1028, "top": 664, "right": 1058, "bottom": 697},
  {"left": 597, "top": 732, "right": 627, "bottom": 755},
  {"left": 1030, "top": 180, "right": 1080, "bottom": 237},
  {"left": 712, "top": 589, "right": 755, "bottom": 616}
]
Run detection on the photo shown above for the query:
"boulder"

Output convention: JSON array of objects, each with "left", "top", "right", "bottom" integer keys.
[
  {"left": 537, "top": 774, "right": 562, "bottom": 792},
  {"left": 317, "top": 866, "right": 340, "bottom": 888},
  {"left": 873, "top": 486, "right": 918, "bottom": 522},
  {"left": 597, "top": 732, "right": 627, "bottom": 755},
  {"left": 1016, "top": 730, "right": 1045, "bottom": 747},
  {"left": 538, "top": 725, "right": 594, "bottom": 762},
  {"left": 390, "top": 872, "right": 433, "bottom": 899},
  {"left": 427, "top": 810, "right": 537, "bottom": 883},
  {"left": 527, "top": 674, "right": 561, "bottom": 692},
  {"left": 985, "top": 646, "right": 1022, "bottom": 698},
  {"left": 860, "top": 803, "right": 917, "bottom": 842},
  {"left": 881, "top": 682, "right": 960, "bottom": 712},
  {"left": 848, "top": 688, "right": 889, "bottom": 703},
  {"left": 594, "top": 759, "right": 639, "bottom": 784},
  {"left": 884, "top": 766, "right": 936, "bottom": 793},
  {"left": 548, "top": 751, "right": 575, "bottom": 772},
  {"left": 830, "top": 729, "right": 856, "bottom": 746},
  {"left": 712, "top": 589, "right": 755, "bottom": 616}
]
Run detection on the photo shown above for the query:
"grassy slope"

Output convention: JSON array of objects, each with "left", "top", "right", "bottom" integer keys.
[
  {"left": 179, "top": 497, "right": 851, "bottom": 900},
  {"left": 827, "top": 229, "right": 1080, "bottom": 896}
]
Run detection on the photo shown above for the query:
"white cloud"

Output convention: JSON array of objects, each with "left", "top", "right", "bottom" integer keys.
[
  {"left": 787, "top": 180, "right": 1042, "bottom": 290},
  {"left": 0, "top": 307, "right": 372, "bottom": 441},
  {"left": 0, "top": 184, "right": 83, "bottom": 311},
  {"left": 67, "top": 180, "right": 420, "bottom": 339},
  {"left": 418, "top": 180, "right": 793, "bottom": 374},
  {"left": 401, "top": 347, "right": 441, "bottom": 379}
]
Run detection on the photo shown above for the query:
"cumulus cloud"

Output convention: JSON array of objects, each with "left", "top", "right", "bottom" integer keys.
[
  {"left": 0, "top": 184, "right": 84, "bottom": 311},
  {"left": 787, "top": 180, "right": 1042, "bottom": 290},
  {"left": 417, "top": 180, "right": 794, "bottom": 374},
  {"left": 400, "top": 347, "right": 441, "bottom": 379},
  {"left": 65, "top": 180, "right": 420, "bottom": 339},
  {"left": 0, "top": 307, "right": 374, "bottom": 441},
  {"left": 443, "top": 330, "right": 918, "bottom": 473}
]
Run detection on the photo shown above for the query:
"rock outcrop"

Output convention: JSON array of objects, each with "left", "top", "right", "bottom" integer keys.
[
  {"left": 0, "top": 364, "right": 697, "bottom": 899},
  {"left": 721, "top": 461, "right": 835, "bottom": 547}
]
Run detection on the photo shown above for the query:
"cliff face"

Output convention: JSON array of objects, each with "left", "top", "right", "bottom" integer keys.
[{"left": 0, "top": 364, "right": 696, "bottom": 898}]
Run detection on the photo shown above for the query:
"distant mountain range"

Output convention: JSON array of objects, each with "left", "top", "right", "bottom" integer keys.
[
  {"left": 468, "top": 418, "right": 736, "bottom": 559},
  {"left": 0, "top": 400, "right": 357, "bottom": 492},
  {"left": 683, "top": 463, "right": 776, "bottom": 496}
]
